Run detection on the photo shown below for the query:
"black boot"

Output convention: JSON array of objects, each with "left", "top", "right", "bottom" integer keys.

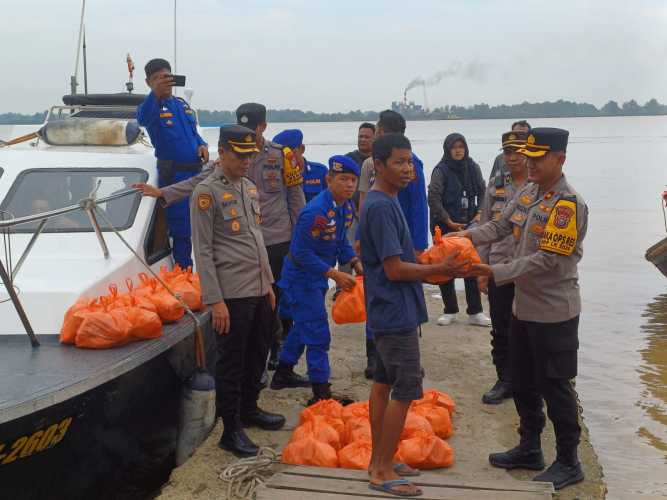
[
  {"left": 482, "top": 380, "right": 513, "bottom": 404},
  {"left": 241, "top": 407, "right": 286, "bottom": 431},
  {"left": 533, "top": 459, "right": 584, "bottom": 490},
  {"left": 489, "top": 432, "right": 545, "bottom": 470},
  {"left": 270, "top": 362, "right": 310, "bottom": 390},
  {"left": 364, "top": 339, "right": 377, "bottom": 380},
  {"left": 218, "top": 422, "right": 259, "bottom": 458},
  {"left": 307, "top": 382, "right": 332, "bottom": 406}
]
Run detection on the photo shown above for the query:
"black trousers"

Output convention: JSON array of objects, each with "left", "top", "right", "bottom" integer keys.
[
  {"left": 439, "top": 277, "right": 483, "bottom": 315},
  {"left": 216, "top": 295, "right": 273, "bottom": 427},
  {"left": 510, "top": 315, "right": 581, "bottom": 461},
  {"left": 488, "top": 279, "right": 514, "bottom": 381},
  {"left": 266, "top": 241, "right": 293, "bottom": 340}
]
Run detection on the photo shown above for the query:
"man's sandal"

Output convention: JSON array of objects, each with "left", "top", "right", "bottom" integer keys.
[{"left": 368, "top": 478, "right": 423, "bottom": 497}]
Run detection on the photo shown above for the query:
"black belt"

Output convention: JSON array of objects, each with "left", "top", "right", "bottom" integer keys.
[{"left": 156, "top": 159, "right": 202, "bottom": 185}]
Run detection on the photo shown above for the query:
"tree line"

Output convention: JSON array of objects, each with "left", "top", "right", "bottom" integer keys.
[{"left": 1, "top": 99, "right": 665, "bottom": 125}]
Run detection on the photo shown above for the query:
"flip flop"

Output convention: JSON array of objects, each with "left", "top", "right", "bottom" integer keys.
[
  {"left": 394, "top": 463, "right": 421, "bottom": 477},
  {"left": 369, "top": 478, "right": 423, "bottom": 497}
]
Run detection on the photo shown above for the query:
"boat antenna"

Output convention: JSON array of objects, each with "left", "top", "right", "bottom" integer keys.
[
  {"left": 70, "top": 0, "right": 86, "bottom": 95},
  {"left": 173, "top": 0, "right": 178, "bottom": 96},
  {"left": 125, "top": 53, "right": 135, "bottom": 93},
  {"left": 82, "top": 26, "right": 88, "bottom": 95}
]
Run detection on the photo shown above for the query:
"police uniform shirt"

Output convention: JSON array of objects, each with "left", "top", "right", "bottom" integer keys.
[
  {"left": 302, "top": 159, "right": 328, "bottom": 203},
  {"left": 476, "top": 170, "right": 524, "bottom": 265},
  {"left": 137, "top": 91, "right": 207, "bottom": 163},
  {"left": 190, "top": 167, "right": 274, "bottom": 304},
  {"left": 468, "top": 174, "right": 588, "bottom": 323}
]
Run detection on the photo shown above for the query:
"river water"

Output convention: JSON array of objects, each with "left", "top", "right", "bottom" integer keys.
[{"left": 2, "top": 116, "right": 666, "bottom": 498}]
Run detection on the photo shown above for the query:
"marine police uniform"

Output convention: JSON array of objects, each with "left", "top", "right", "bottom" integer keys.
[
  {"left": 467, "top": 128, "right": 588, "bottom": 490},
  {"left": 271, "top": 156, "right": 358, "bottom": 404},
  {"left": 190, "top": 125, "right": 285, "bottom": 457},
  {"left": 137, "top": 88, "right": 207, "bottom": 268},
  {"left": 477, "top": 131, "right": 528, "bottom": 404}
]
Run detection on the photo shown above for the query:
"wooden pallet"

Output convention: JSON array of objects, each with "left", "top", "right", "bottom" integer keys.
[{"left": 257, "top": 465, "right": 555, "bottom": 499}]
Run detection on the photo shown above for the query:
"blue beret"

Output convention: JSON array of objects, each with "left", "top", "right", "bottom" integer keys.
[
  {"left": 272, "top": 129, "right": 303, "bottom": 149},
  {"left": 328, "top": 155, "right": 360, "bottom": 177}
]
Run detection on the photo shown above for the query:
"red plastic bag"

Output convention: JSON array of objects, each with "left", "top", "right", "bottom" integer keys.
[
  {"left": 411, "top": 401, "right": 453, "bottom": 439},
  {"left": 300, "top": 399, "right": 344, "bottom": 424},
  {"left": 291, "top": 416, "right": 342, "bottom": 451},
  {"left": 282, "top": 436, "right": 339, "bottom": 468},
  {"left": 338, "top": 439, "right": 372, "bottom": 470},
  {"left": 397, "top": 434, "right": 454, "bottom": 469},
  {"left": 343, "top": 416, "right": 371, "bottom": 446},
  {"left": 417, "top": 226, "right": 481, "bottom": 285},
  {"left": 341, "top": 401, "right": 369, "bottom": 422},
  {"left": 414, "top": 389, "right": 456, "bottom": 415},
  {"left": 60, "top": 297, "right": 102, "bottom": 344},
  {"left": 135, "top": 273, "right": 185, "bottom": 323},
  {"left": 332, "top": 276, "right": 366, "bottom": 324},
  {"left": 74, "top": 308, "right": 133, "bottom": 349},
  {"left": 400, "top": 413, "right": 434, "bottom": 440}
]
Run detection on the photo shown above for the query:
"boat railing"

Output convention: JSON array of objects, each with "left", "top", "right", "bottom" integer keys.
[{"left": 0, "top": 186, "right": 203, "bottom": 348}]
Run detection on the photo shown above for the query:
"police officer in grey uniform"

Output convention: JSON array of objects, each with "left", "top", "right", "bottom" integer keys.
[
  {"left": 456, "top": 128, "right": 588, "bottom": 490},
  {"left": 191, "top": 125, "right": 286, "bottom": 457},
  {"left": 477, "top": 130, "right": 529, "bottom": 404},
  {"left": 134, "top": 103, "right": 306, "bottom": 371},
  {"left": 489, "top": 120, "right": 531, "bottom": 181}
]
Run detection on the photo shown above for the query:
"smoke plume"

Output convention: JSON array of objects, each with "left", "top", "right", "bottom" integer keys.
[{"left": 405, "top": 60, "right": 488, "bottom": 93}]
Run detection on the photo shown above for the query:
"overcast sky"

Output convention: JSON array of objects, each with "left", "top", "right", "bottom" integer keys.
[{"left": 1, "top": 0, "right": 666, "bottom": 113}]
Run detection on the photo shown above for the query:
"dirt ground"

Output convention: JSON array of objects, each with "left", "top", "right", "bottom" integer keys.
[{"left": 157, "top": 288, "right": 606, "bottom": 500}]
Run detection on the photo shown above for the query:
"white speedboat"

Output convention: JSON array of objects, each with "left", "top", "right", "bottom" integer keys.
[{"left": 0, "top": 93, "right": 214, "bottom": 500}]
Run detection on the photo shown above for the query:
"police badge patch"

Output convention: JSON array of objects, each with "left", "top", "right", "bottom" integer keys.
[
  {"left": 539, "top": 198, "right": 577, "bottom": 255},
  {"left": 197, "top": 194, "right": 212, "bottom": 211}
]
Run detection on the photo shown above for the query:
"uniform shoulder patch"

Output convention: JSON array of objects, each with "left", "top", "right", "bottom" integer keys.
[
  {"left": 283, "top": 146, "right": 303, "bottom": 187},
  {"left": 197, "top": 193, "right": 213, "bottom": 211},
  {"left": 539, "top": 198, "right": 577, "bottom": 255}
]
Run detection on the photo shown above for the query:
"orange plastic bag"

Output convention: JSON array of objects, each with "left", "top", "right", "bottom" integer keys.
[
  {"left": 338, "top": 439, "right": 372, "bottom": 470},
  {"left": 397, "top": 434, "right": 454, "bottom": 469},
  {"left": 169, "top": 272, "right": 203, "bottom": 311},
  {"left": 135, "top": 273, "right": 185, "bottom": 323},
  {"left": 74, "top": 308, "right": 133, "bottom": 349},
  {"left": 400, "top": 413, "right": 434, "bottom": 440},
  {"left": 282, "top": 436, "right": 339, "bottom": 468},
  {"left": 341, "top": 401, "right": 369, "bottom": 422},
  {"left": 123, "top": 279, "right": 158, "bottom": 314},
  {"left": 332, "top": 276, "right": 366, "bottom": 324},
  {"left": 417, "top": 226, "right": 481, "bottom": 285},
  {"left": 343, "top": 416, "right": 371, "bottom": 445},
  {"left": 60, "top": 297, "right": 102, "bottom": 344},
  {"left": 300, "top": 399, "right": 343, "bottom": 424},
  {"left": 291, "top": 416, "right": 342, "bottom": 451},
  {"left": 410, "top": 401, "right": 453, "bottom": 439},
  {"left": 414, "top": 389, "right": 456, "bottom": 415},
  {"left": 123, "top": 305, "right": 163, "bottom": 340}
]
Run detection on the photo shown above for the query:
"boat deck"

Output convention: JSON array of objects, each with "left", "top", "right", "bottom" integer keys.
[
  {"left": 257, "top": 466, "right": 555, "bottom": 499},
  {"left": 0, "top": 311, "right": 210, "bottom": 424}
]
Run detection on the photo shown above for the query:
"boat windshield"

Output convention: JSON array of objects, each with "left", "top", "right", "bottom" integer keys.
[{"left": 0, "top": 168, "right": 148, "bottom": 233}]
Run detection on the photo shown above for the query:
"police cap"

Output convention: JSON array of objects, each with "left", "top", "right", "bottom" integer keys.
[
  {"left": 328, "top": 155, "right": 360, "bottom": 177},
  {"left": 501, "top": 130, "right": 528, "bottom": 150},
  {"left": 236, "top": 103, "right": 267, "bottom": 130},
  {"left": 517, "top": 127, "right": 569, "bottom": 158},
  {"left": 219, "top": 124, "right": 259, "bottom": 154},
  {"left": 272, "top": 129, "right": 303, "bottom": 149}
]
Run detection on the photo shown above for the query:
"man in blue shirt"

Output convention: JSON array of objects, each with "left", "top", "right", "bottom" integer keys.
[
  {"left": 360, "top": 133, "right": 464, "bottom": 497},
  {"left": 270, "top": 156, "right": 362, "bottom": 405},
  {"left": 273, "top": 129, "right": 328, "bottom": 202},
  {"left": 137, "top": 58, "right": 208, "bottom": 268}
]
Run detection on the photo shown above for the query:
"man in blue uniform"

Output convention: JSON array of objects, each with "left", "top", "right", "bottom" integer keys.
[
  {"left": 270, "top": 156, "right": 363, "bottom": 405},
  {"left": 273, "top": 129, "right": 328, "bottom": 202},
  {"left": 137, "top": 58, "right": 208, "bottom": 268}
]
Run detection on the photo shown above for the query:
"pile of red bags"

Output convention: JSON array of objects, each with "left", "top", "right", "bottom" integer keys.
[
  {"left": 282, "top": 389, "right": 455, "bottom": 470},
  {"left": 332, "top": 275, "right": 366, "bottom": 325},
  {"left": 59, "top": 265, "right": 203, "bottom": 349},
  {"left": 417, "top": 226, "right": 481, "bottom": 285}
]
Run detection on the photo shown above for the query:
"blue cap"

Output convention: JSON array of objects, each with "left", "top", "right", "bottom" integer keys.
[
  {"left": 272, "top": 129, "right": 303, "bottom": 149},
  {"left": 328, "top": 155, "right": 360, "bottom": 177}
]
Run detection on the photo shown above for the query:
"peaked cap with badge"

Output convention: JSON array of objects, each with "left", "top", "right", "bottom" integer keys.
[
  {"left": 501, "top": 130, "right": 529, "bottom": 150},
  {"left": 517, "top": 127, "right": 569, "bottom": 158},
  {"left": 219, "top": 124, "right": 259, "bottom": 154}
]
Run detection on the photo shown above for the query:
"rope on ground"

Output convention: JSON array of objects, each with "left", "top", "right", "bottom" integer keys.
[{"left": 218, "top": 447, "right": 281, "bottom": 499}]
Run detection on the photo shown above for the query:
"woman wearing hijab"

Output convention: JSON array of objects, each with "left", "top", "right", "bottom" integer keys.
[{"left": 427, "top": 133, "right": 491, "bottom": 327}]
